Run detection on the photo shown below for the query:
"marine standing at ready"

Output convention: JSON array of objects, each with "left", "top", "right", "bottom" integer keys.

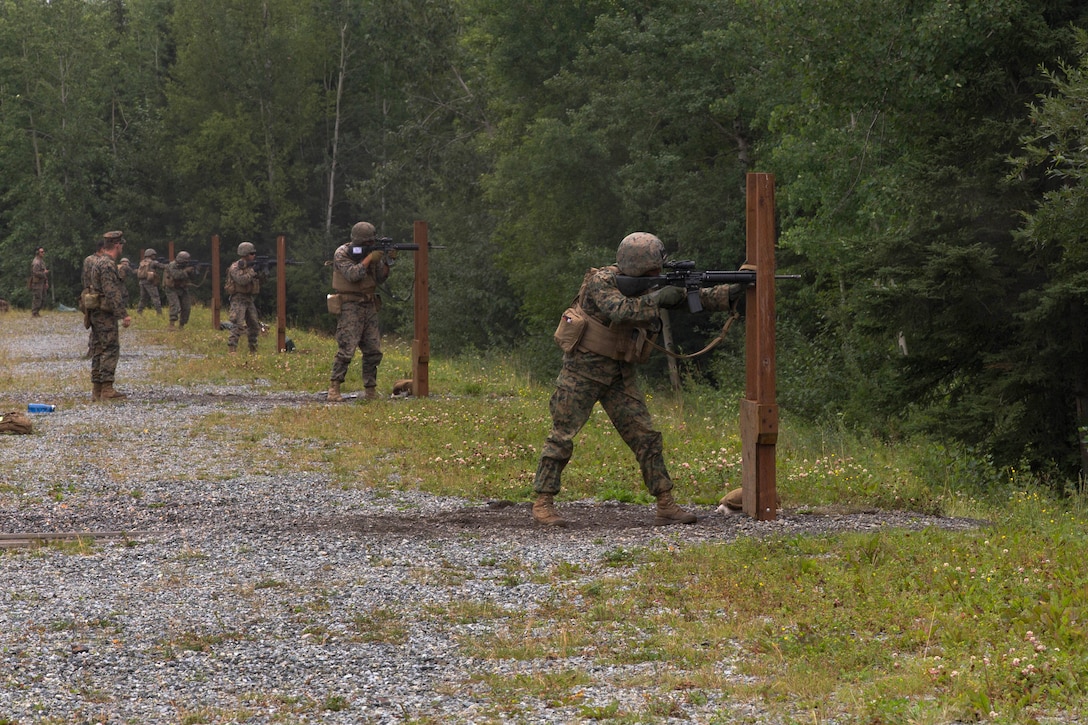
[
  {"left": 29, "top": 247, "right": 49, "bottom": 316},
  {"left": 164, "top": 251, "right": 200, "bottom": 329},
  {"left": 327, "top": 222, "right": 390, "bottom": 401},
  {"left": 226, "top": 242, "right": 267, "bottom": 354},
  {"left": 84, "top": 231, "right": 131, "bottom": 401}
]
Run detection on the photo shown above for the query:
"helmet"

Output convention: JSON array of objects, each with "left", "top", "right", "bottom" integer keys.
[
  {"left": 351, "top": 222, "right": 376, "bottom": 243},
  {"left": 144, "top": 249, "right": 156, "bottom": 258},
  {"left": 176, "top": 251, "right": 191, "bottom": 263},
  {"left": 237, "top": 241, "right": 256, "bottom": 256},
  {"left": 120, "top": 258, "right": 130, "bottom": 265},
  {"left": 103, "top": 230, "right": 124, "bottom": 241},
  {"left": 616, "top": 232, "right": 665, "bottom": 276}
]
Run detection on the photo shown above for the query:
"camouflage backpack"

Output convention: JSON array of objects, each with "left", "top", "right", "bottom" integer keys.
[{"left": 0, "top": 411, "right": 33, "bottom": 435}]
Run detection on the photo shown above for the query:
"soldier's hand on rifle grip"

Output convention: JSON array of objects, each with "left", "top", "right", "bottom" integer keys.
[
  {"left": 362, "top": 250, "right": 384, "bottom": 268},
  {"left": 648, "top": 285, "right": 686, "bottom": 308}
]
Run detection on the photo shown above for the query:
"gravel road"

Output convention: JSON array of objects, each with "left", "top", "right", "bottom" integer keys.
[{"left": 0, "top": 313, "right": 984, "bottom": 724}]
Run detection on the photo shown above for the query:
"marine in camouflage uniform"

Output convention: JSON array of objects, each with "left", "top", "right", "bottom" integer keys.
[
  {"left": 163, "top": 252, "right": 200, "bottom": 328},
  {"left": 136, "top": 249, "right": 165, "bottom": 314},
  {"left": 117, "top": 257, "right": 135, "bottom": 310},
  {"left": 84, "top": 231, "right": 132, "bottom": 401},
  {"left": 226, "top": 242, "right": 267, "bottom": 353},
  {"left": 29, "top": 248, "right": 49, "bottom": 316},
  {"left": 326, "top": 222, "right": 391, "bottom": 401},
  {"left": 532, "top": 232, "right": 743, "bottom": 527}
]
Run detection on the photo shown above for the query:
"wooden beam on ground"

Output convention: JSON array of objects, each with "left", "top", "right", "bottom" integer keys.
[{"left": 0, "top": 531, "right": 138, "bottom": 550}]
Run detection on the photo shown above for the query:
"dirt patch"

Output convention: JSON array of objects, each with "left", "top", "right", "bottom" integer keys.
[{"left": 307, "top": 499, "right": 987, "bottom": 542}]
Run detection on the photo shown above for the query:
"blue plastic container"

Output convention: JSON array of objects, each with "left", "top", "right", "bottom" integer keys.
[{"left": 27, "top": 403, "right": 56, "bottom": 413}]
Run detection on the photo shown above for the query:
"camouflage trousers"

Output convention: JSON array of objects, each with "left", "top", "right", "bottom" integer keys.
[
  {"left": 330, "top": 301, "right": 383, "bottom": 388},
  {"left": 31, "top": 284, "right": 47, "bottom": 315},
  {"left": 164, "top": 287, "right": 192, "bottom": 326},
  {"left": 88, "top": 311, "right": 121, "bottom": 384},
  {"left": 227, "top": 294, "right": 260, "bottom": 352},
  {"left": 533, "top": 354, "right": 674, "bottom": 497},
  {"left": 137, "top": 281, "right": 162, "bottom": 313}
]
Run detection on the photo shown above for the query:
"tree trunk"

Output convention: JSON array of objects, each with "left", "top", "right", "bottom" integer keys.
[{"left": 325, "top": 22, "right": 349, "bottom": 237}]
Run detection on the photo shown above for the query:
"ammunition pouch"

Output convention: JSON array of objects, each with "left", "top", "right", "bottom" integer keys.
[
  {"left": 336, "top": 292, "right": 380, "bottom": 311},
  {"left": 577, "top": 314, "right": 656, "bottom": 364},
  {"left": 326, "top": 293, "right": 341, "bottom": 315}
]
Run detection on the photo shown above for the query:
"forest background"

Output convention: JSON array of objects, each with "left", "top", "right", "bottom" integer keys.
[{"left": 3, "top": 0, "right": 1088, "bottom": 481}]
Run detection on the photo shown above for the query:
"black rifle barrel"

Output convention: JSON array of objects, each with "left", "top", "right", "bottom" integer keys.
[{"left": 616, "top": 271, "right": 800, "bottom": 297}]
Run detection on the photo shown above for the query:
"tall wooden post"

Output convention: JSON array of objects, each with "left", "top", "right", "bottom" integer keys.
[
  {"left": 411, "top": 220, "right": 431, "bottom": 397},
  {"left": 276, "top": 235, "right": 287, "bottom": 353},
  {"left": 211, "top": 235, "right": 222, "bottom": 330},
  {"left": 740, "top": 173, "right": 779, "bottom": 520}
]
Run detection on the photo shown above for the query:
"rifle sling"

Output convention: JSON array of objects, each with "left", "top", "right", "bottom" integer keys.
[{"left": 649, "top": 310, "right": 741, "bottom": 360}]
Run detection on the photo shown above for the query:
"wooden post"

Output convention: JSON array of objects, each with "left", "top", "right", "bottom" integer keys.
[
  {"left": 276, "top": 235, "right": 287, "bottom": 353},
  {"left": 211, "top": 235, "right": 221, "bottom": 330},
  {"left": 740, "top": 173, "right": 779, "bottom": 521},
  {"left": 168, "top": 241, "right": 175, "bottom": 260},
  {"left": 411, "top": 220, "right": 431, "bottom": 397}
]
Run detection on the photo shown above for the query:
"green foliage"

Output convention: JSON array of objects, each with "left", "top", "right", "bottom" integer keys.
[{"left": 3, "top": 0, "right": 1088, "bottom": 480}]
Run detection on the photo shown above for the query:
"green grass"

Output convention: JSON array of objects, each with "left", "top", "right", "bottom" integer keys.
[{"left": 7, "top": 306, "right": 1088, "bottom": 722}]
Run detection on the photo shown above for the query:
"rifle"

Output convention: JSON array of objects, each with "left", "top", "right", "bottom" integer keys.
[
  {"left": 616, "top": 260, "right": 801, "bottom": 313},
  {"left": 251, "top": 255, "right": 301, "bottom": 272},
  {"left": 349, "top": 237, "right": 445, "bottom": 262}
]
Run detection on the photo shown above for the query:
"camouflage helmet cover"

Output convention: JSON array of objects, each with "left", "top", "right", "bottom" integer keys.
[
  {"left": 616, "top": 232, "right": 665, "bottom": 276},
  {"left": 237, "top": 241, "right": 256, "bottom": 256},
  {"left": 144, "top": 248, "right": 157, "bottom": 258},
  {"left": 176, "top": 251, "right": 191, "bottom": 263},
  {"left": 351, "top": 222, "right": 376, "bottom": 243}
]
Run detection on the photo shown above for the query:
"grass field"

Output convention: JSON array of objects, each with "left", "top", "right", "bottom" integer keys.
[{"left": 8, "top": 306, "right": 1088, "bottom": 723}]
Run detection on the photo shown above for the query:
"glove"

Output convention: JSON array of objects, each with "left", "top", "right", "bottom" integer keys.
[
  {"left": 362, "top": 250, "right": 384, "bottom": 267},
  {"left": 648, "top": 285, "right": 686, "bottom": 308}
]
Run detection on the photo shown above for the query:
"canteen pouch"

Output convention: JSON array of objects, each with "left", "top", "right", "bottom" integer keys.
[
  {"left": 326, "top": 293, "right": 342, "bottom": 315},
  {"left": 80, "top": 290, "right": 101, "bottom": 311},
  {"left": 554, "top": 306, "right": 588, "bottom": 353}
]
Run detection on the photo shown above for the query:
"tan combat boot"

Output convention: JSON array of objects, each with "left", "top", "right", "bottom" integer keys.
[
  {"left": 99, "top": 383, "right": 127, "bottom": 401},
  {"left": 327, "top": 382, "right": 342, "bottom": 402},
  {"left": 92, "top": 383, "right": 102, "bottom": 402},
  {"left": 363, "top": 387, "right": 378, "bottom": 400},
  {"left": 654, "top": 490, "right": 697, "bottom": 526},
  {"left": 532, "top": 493, "right": 569, "bottom": 527}
]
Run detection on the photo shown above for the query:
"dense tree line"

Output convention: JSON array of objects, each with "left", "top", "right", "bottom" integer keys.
[{"left": 2, "top": 0, "right": 1088, "bottom": 479}]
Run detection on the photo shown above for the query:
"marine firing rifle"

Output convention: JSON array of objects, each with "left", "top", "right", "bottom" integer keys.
[
  {"left": 348, "top": 237, "right": 446, "bottom": 263},
  {"left": 616, "top": 260, "right": 801, "bottom": 313}
]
